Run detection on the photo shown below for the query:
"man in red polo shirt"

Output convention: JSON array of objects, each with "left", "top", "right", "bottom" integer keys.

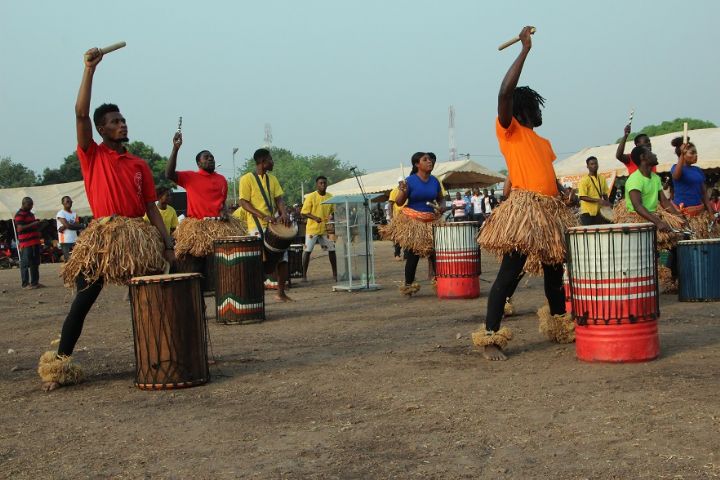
[
  {"left": 616, "top": 124, "right": 655, "bottom": 175},
  {"left": 39, "top": 46, "right": 174, "bottom": 392},
  {"left": 166, "top": 131, "right": 228, "bottom": 219},
  {"left": 165, "top": 131, "right": 245, "bottom": 288},
  {"left": 14, "top": 197, "right": 43, "bottom": 289}
]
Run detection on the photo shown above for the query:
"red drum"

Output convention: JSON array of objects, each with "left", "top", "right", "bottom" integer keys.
[
  {"left": 433, "top": 222, "right": 481, "bottom": 299},
  {"left": 214, "top": 236, "right": 265, "bottom": 324},
  {"left": 129, "top": 273, "right": 209, "bottom": 389},
  {"left": 567, "top": 223, "right": 660, "bottom": 362}
]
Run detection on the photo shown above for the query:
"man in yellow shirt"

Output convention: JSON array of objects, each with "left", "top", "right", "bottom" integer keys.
[
  {"left": 239, "top": 148, "right": 292, "bottom": 301},
  {"left": 143, "top": 186, "right": 179, "bottom": 234},
  {"left": 577, "top": 156, "right": 611, "bottom": 225},
  {"left": 301, "top": 176, "right": 337, "bottom": 281}
]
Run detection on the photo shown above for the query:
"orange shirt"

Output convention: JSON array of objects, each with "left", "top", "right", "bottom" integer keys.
[{"left": 495, "top": 117, "right": 558, "bottom": 197}]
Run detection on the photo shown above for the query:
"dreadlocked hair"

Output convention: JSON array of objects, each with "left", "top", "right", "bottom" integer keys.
[{"left": 512, "top": 86, "right": 545, "bottom": 119}]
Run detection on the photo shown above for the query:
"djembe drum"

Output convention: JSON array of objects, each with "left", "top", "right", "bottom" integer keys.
[
  {"left": 129, "top": 273, "right": 209, "bottom": 390},
  {"left": 433, "top": 222, "right": 481, "bottom": 299},
  {"left": 566, "top": 223, "right": 660, "bottom": 362},
  {"left": 677, "top": 238, "right": 720, "bottom": 301},
  {"left": 263, "top": 222, "right": 298, "bottom": 270},
  {"left": 214, "top": 236, "right": 265, "bottom": 324}
]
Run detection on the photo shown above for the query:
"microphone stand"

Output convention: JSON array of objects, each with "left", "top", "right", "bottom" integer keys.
[{"left": 350, "top": 167, "right": 371, "bottom": 290}]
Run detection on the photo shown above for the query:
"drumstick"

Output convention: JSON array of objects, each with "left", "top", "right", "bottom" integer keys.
[
  {"left": 100, "top": 41, "right": 126, "bottom": 54},
  {"left": 85, "top": 41, "right": 127, "bottom": 61},
  {"left": 177, "top": 116, "right": 183, "bottom": 133},
  {"left": 627, "top": 109, "right": 635, "bottom": 127},
  {"left": 400, "top": 162, "right": 406, "bottom": 180},
  {"left": 498, "top": 27, "right": 536, "bottom": 51},
  {"left": 683, "top": 122, "right": 688, "bottom": 144}
]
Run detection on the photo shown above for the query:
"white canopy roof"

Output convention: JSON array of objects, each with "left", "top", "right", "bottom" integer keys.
[
  {"left": 0, "top": 181, "right": 90, "bottom": 219},
  {"left": 327, "top": 159, "right": 506, "bottom": 196},
  {"left": 554, "top": 128, "right": 720, "bottom": 184}
]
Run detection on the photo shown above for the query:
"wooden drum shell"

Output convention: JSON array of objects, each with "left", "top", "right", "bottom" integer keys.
[
  {"left": 214, "top": 236, "right": 265, "bottom": 324},
  {"left": 130, "top": 273, "right": 209, "bottom": 390}
]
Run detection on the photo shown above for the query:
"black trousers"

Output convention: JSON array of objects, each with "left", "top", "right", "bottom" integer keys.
[
  {"left": 404, "top": 250, "right": 435, "bottom": 285},
  {"left": 485, "top": 252, "right": 565, "bottom": 332},
  {"left": 58, "top": 276, "right": 104, "bottom": 356},
  {"left": 579, "top": 213, "right": 608, "bottom": 226},
  {"left": 394, "top": 243, "right": 402, "bottom": 257}
]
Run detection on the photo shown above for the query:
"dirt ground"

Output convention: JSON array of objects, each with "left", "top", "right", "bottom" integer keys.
[{"left": 1, "top": 241, "right": 719, "bottom": 479}]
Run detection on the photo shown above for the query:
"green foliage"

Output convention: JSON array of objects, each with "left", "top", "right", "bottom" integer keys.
[
  {"left": 0, "top": 156, "right": 38, "bottom": 188},
  {"left": 239, "top": 147, "right": 357, "bottom": 205},
  {"left": 39, "top": 153, "right": 82, "bottom": 185},
  {"left": 616, "top": 118, "right": 717, "bottom": 143}
]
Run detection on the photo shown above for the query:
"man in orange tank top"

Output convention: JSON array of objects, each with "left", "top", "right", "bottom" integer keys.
[{"left": 473, "top": 26, "right": 576, "bottom": 360}]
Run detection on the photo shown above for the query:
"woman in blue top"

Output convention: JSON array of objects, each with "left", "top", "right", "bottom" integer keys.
[
  {"left": 671, "top": 136, "right": 719, "bottom": 238},
  {"left": 383, "top": 152, "right": 444, "bottom": 295}
]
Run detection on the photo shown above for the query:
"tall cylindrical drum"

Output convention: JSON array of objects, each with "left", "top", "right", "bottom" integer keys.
[
  {"left": 677, "top": 238, "right": 720, "bottom": 302},
  {"left": 567, "top": 223, "right": 660, "bottom": 362},
  {"left": 214, "top": 236, "right": 265, "bottom": 324},
  {"left": 130, "top": 273, "right": 209, "bottom": 390},
  {"left": 433, "top": 222, "right": 481, "bottom": 299}
]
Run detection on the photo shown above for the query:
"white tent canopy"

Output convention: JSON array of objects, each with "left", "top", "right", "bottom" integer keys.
[
  {"left": 327, "top": 159, "right": 506, "bottom": 196},
  {"left": 554, "top": 128, "right": 720, "bottom": 185},
  {"left": 0, "top": 181, "right": 90, "bottom": 219}
]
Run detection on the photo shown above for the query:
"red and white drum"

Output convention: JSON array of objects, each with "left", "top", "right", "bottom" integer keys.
[
  {"left": 433, "top": 222, "right": 481, "bottom": 299},
  {"left": 567, "top": 222, "right": 659, "bottom": 362}
]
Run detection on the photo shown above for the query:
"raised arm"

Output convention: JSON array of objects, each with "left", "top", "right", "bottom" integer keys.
[
  {"left": 498, "top": 26, "right": 533, "bottom": 128},
  {"left": 76, "top": 49, "right": 103, "bottom": 151},
  {"left": 615, "top": 124, "right": 631, "bottom": 164},
  {"left": 165, "top": 132, "right": 182, "bottom": 182}
]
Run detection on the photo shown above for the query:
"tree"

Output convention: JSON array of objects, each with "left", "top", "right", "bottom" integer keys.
[
  {"left": 239, "top": 147, "right": 357, "bottom": 205},
  {"left": 0, "top": 156, "right": 37, "bottom": 188},
  {"left": 126, "top": 141, "right": 174, "bottom": 190},
  {"left": 616, "top": 117, "right": 717, "bottom": 143},
  {"left": 39, "top": 153, "right": 82, "bottom": 185}
]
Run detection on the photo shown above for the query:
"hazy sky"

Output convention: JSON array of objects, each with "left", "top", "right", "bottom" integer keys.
[{"left": 2, "top": 0, "right": 718, "bottom": 181}]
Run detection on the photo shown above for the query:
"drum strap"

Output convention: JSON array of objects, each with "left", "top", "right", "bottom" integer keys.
[
  {"left": 590, "top": 175, "right": 606, "bottom": 199},
  {"left": 251, "top": 173, "right": 275, "bottom": 238}
]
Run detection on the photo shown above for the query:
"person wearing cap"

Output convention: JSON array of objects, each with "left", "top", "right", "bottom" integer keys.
[{"left": 387, "top": 177, "right": 407, "bottom": 260}]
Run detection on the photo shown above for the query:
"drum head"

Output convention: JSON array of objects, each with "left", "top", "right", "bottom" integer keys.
[
  {"left": 567, "top": 222, "right": 654, "bottom": 233},
  {"left": 678, "top": 238, "right": 720, "bottom": 246},
  {"left": 131, "top": 272, "right": 202, "bottom": 284},
  {"left": 268, "top": 222, "right": 298, "bottom": 239},
  {"left": 599, "top": 206, "right": 615, "bottom": 221}
]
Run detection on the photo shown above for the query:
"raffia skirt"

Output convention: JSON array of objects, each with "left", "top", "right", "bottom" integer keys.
[
  {"left": 173, "top": 216, "right": 248, "bottom": 258},
  {"left": 379, "top": 208, "right": 443, "bottom": 257},
  {"left": 478, "top": 190, "right": 577, "bottom": 276},
  {"left": 612, "top": 199, "right": 686, "bottom": 250},
  {"left": 61, "top": 216, "right": 166, "bottom": 287}
]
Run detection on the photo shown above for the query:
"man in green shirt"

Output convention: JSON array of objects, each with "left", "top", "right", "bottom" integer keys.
[{"left": 625, "top": 146, "right": 678, "bottom": 232}]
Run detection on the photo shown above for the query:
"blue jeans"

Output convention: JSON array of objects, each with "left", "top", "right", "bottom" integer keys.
[{"left": 20, "top": 244, "right": 40, "bottom": 287}]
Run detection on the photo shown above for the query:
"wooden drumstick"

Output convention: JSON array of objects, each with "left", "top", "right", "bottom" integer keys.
[
  {"left": 85, "top": 41, "right": 127, "bottom": 61},
  {"left": 400, "top": 162, "right": 406, "bottom": 180},
  {"left": 100, "top": 41, "right": 126, "bottom": 54},
  {"left": 683, "top": 122, "right": 688, "bottom": 144},
  {"left": 498, "top": 27, "right": 536, "bottom": 51},
  {"left": 627, "top": 109, "right": 635, "bottom": 127}
]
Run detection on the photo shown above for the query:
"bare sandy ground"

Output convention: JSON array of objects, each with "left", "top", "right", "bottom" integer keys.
[{"left": 1, "top": 241, "right": 719, "bottom": 479}]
